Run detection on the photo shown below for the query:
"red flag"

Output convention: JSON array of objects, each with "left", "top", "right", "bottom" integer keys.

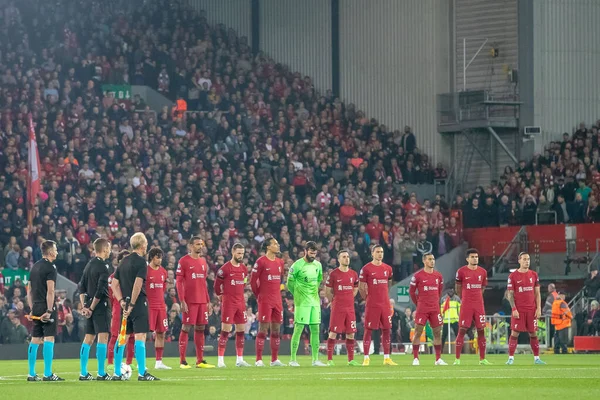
[
  {"left": 442, "top": 296, "right": 451, "bottom": 315},
  {"left": 27, "top": 114, "right": 41, "bottom": 227}
]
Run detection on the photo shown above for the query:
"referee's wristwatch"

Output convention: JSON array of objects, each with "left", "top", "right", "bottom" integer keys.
[
  {"left": 129, "top": 303, "right": 136, "bottom": 308},
  {"left": 46, "top": 309, "right": 53, "bottom": 314}
]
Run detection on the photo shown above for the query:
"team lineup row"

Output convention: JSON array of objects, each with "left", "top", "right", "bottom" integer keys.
[{"left": 24, "top": 235, "right": 546, "bottom": 381}]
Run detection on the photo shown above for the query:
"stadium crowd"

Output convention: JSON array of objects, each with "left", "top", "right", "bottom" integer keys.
[
  {"left": 0, "top": 0, "right": 452, "bottom": 346},
  {"left": 460, "top": 126, "right": 600, "bottom": 228}
]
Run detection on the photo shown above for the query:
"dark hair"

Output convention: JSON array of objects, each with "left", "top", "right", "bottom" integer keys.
[
  {"left": 305, "top": 241, "right": 318, "bottom": 251},
  {"left": 371, "top": 244, "right": 383, "bottom": 253},
  {"left": 263, "top": 237, "right": 277, "bottom": 250},
  {"left": 93, "top": 238, "right": 110, "bottom": 253},
  {"left": 190, "top": 236, "right": 204, "bottom": 245},
  {"left": 466, "top": 248, "right": 479, "bottom": 257},
  {"left": 232, "top": 242, "right": 244, "bottom": 251},
  {"left": 117, "top": 250, "right": 130, "bottom": 263},
  {"left": 41, "top": 240, "right": 57, "bottom": 256},
  {"left": 147, "top": 247, "right": 163, "bottom": 261},
  {"left": 422, "top": 252, "right": 434, "bottom": 260},
  {"left": 337, "top": 249, "right": 350, "bottom": 258}
]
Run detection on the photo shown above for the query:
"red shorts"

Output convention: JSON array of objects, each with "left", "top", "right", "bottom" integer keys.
[
  {"left": 257, "top": 302, "right": 283, "bottom": 324},
  {"left": 182, "top": 303, "right": 208, "bottom": 326},
  {"left": 415, "top": 310, "right": 443, "bottom": 329},
  {"left": 110, "top": 306, "right": 122, "bottom": 336},
  {"left": 329, "top": 308, "right": 356, "bottom": 334},
  {"left": 511, "top": 310, "right": 538, "bottom": 333},
  {"left": 459, "top": 307, "right": 486, "bottom": 329},
  {"left": 149, "top": 308, "right": 168, "bottom": 333},
  {"left": 221, "top": 302, "right": 247, "bottom": 325},
  {"left": 364, "top": 307, "right": 392, "bottom": 330}
]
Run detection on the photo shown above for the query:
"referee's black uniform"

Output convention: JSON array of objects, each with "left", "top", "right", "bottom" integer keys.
[
  {"left": 29, "top": 258, "right": 58, "bottom": 338},
  {"left": 79, "top": 257, "right": 111, "bottom": 335},
  {"left": 115, "top": 252, "right": 149, "bottom": 334}
]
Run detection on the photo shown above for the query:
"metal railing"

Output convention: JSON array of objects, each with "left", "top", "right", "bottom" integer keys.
[
  {"left": 535, "top": 210, "right": 557, "bottom": 225},
  {"left": 485, "top": 315, "right": 551, "bottom": 353},
  {"left": 491, "top": 226, "right": 528, "bottom": 275}
]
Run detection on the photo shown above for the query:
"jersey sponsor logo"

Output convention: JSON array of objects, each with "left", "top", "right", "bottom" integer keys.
[
  {"left": 518, "top": 286, "right": 534, "bottom": 292},
  {"left": 149, "top": 283, "right": 163, "bottom": 289},
  {"left": 191, "top": 272, "right": 205, "bottom": 279},
  {"left": 466, "top": 283, "right": 482, "bottom": 289},
  {"left": 423, "top": 286, "right": 438, "bottom": 291},
  {"left": 372, "top": 278, "right": 387, "bottom": 285},
  {"left": 230, "top": 279, "right": 245, "bottom": 285}
]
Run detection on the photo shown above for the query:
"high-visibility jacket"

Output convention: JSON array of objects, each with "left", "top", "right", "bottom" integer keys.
[
  {"left": 491, "top": 321, "right": 508, "bottom": 344},
  {"left": 537, "top": 318, "right": 546, "bottom": 342},
  {"left": 551, "top": 299, "right": 572, "bottom": 331},
  {"left": 441, "top": 300, "right": 460, "bottom": 323},
  {"left": 172, "top": 99, "right": 187, "bottom": 118}
]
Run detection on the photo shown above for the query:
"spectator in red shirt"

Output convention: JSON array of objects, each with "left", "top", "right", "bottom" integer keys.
[
  {"left": 365, "top": 216, "right": 384, "bottom": 243},
  {"left": 339, "top": 199, "right": 357, "bottom": 225},
  {"left": 75, "top": 226, "right": 90, "bottom": 247}
]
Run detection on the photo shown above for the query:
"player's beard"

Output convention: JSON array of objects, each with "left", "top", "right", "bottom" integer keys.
[
  {"left": 234, "top": 256, "right": 243, "bottom": 263},
  {"left": 306, "top": 255, "right": 315, "bottom": 262}
]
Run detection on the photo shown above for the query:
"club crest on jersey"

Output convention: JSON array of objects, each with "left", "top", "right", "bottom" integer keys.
[
  {"left": 478, "top": 275, "right": 482, "bottom": 281},
  {"left": 384, "top": 271, "right": 387, "bottom": 277},
  {"left": 350, "top": 278, "right": 353, "bottom": 283}
]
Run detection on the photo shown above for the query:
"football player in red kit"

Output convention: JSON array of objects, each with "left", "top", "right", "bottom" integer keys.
[
  {"left": 146, "top": 248, "right": 170, "bottom": 369},
  {"left": 215, "top": 243, "right": 250, "bottom": 368},
  {"left": 250, "top": 238, "right": 286, "bottom": 367},
  {"left": 506, "top": 252, "right": 546, "bottom": 365},
  {"left": 409, "top": 253, "right": 446, "bottom": 365},
  {"left": 176, "top": 237, "right": 215, "bottom": 369}
]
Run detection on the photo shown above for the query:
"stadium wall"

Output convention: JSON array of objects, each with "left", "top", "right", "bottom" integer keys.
[
  {"left": 259, "top": 0, "right": 333, "bottom": 93},
  {"left": 187, "top": 0, "right": 252, "bottom": 41},
  {"left": 338, "top": 0, "right": 452, "bottom": 165},
  {"left": 531, "top": 0, "right": 600, "bottom": 146}
]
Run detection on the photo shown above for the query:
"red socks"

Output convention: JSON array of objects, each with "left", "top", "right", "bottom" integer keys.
[
  {"left": 477, "top": 329, "right": 486, "bottom": 360},
  {"left": 194, "top": 330, "right": 205, "bottom": 364},
  {"left": 346, "top": 339, "right": 355, "bottom": 362},
  {"left": 530, "top": 335, "right": 540, "bottom": 356},
  {"left": 270, "top": 332, "right": 280, "bottom": 362},
  {"left": 508, "top": 335, "right": 518, "bottom": 356},
  {"left": 108, "top": 335, "right": 116, "bottom": 364},
  {"left": 126, "top": 335, "right": 135, "bottom": 365},
  {"left": 256, "top": 332, "right": 266, "bottom": 361},
  {"left": 235, "top": 332, "right": 244, "bottom": 357},
  {"left": 363, "top": 329, "right": 372, "bottom": 356},
  {"left": 179, "top": 330, "right": 189, "bottom": 363},
  {"left": 327, "top": 338, "right": 335, "bottom": 361},
  {"left": 156, "top": 347, "right": 164, "bottom": 361},
  {"left": 455, "top": 330, "right": 466, "bottom": 359},
  {"left": 218, "top": 331, "right": 229, "bottom": 357},
  {"left": 382, "top": 329, "right": 391, "bottom": 356},
  {"left": 412, "top": 343, "right": 420, "bottom": 359},
  {"left": 434, "top": 344, "right": 442, "bottom": 361}
]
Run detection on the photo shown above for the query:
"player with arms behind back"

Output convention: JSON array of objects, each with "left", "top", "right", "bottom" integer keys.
[
  {"left": 409, "top": 253, "right": 447, "bottom": 366},
  {"left": 506, "top": 252, "right": 546, "bottom": 365},
  {"left": 146, "top": 248, "right": 171, "bottom": 370},
  {"left": 325, "top": 250, "right": 360, "bottom": 366},
  {"left": 453, "top": 248, "right": 491, "bottom": 365},
  {"left": 215, "top": 243, "right": 250, "bottom": 368},
  {"left": 250, "top": 238, "right": 286, "bottom": 367},
  {"left": 107, "top": 250, "right": 132, "bottom": 372},
  {"left": 176, "top": 237, "right": 215, "bottom": 369},
  {"left": 358, "top": 245, "right": 397, "bottom": 366}
]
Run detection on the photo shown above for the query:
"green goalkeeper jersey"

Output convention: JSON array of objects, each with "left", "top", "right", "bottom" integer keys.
[{"left": 287, "top": 258, "right": 323, "bottom": 307}]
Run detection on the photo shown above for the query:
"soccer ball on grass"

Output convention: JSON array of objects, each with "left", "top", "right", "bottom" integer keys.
[{"left": 120, "top": 363, "right": 132, "bottom": 380}]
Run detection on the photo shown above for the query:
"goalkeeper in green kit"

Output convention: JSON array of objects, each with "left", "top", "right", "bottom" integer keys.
[{"left": 287, "top": 241, "right": 327, "bottom": 367}]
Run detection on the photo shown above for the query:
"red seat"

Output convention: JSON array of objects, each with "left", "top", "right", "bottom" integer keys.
[{"left": 574, "top": 336, "right": 600, "bottom": 352}]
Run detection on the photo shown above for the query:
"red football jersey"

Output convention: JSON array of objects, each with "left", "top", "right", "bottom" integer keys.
[
  {"left": 325, "top": 268, "right": 358, "bottom": 310},
  {"left": 146, "top": 265, "right": 167, "bottom": 310},
  {"left": 359, "top": 262, "right": 393, "bottom": 309},
  {"left": 176, "top": 254, "right": 210, "bottom": 304},
  {"left": 409, "top": 269, "right": 443, "bottom": 312},
  {"left": 214, "top": 261, "right": 247, "bottom": 304},
  {"left": 507, "top": 270, "right": 539, "bottom": 311},
  {"left": 455, "top": 265, "right": 487, "bottom": 310},
  {"left": 108, "top": 272, "right": 121, "bottom": 314},
  {"left": 250, "top": 255, "right": 284, "bottom": 304}
]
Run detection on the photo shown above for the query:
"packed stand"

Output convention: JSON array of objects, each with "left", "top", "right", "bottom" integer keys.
[
  {"left": 0, "top": 0, "right": 452, "bottom": 346},
  {"left": 459, "top": 122, "right": 600, "bottom": 228}
]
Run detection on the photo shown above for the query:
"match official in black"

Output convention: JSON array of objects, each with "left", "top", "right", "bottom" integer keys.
[
  {"left": 78, "top": 238, "right": 112, "bottom": 381},
  {"left": 26, "top": 240, "right": 64, "bottom": 381},
  {"left": 111, "top": 232, "right": 159, "bottom": 381}
]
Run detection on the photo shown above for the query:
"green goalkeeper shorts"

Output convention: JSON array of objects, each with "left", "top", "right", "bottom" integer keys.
[{"left": 294, "top": 306, "right": 321, "bottom": 325}]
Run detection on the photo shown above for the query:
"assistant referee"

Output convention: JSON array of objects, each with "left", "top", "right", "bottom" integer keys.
[
  {"left": 78, "top": 238, "right": 112, "bottom": 381},
  {"left": 111, "top": 232, "right": 159, "bottom": 381},
  {"left": 26, "top": 240, "right": 64, "bottom": 381}
]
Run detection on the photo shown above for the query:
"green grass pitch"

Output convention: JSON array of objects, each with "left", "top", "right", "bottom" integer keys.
[{"left": 1, "top": 355, "right": 599, "bottom": 399}]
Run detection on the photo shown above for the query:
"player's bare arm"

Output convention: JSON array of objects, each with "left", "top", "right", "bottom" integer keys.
[
  {"left": 358, "top": 281, "right": 368, "bottom": 299},
  {"left": 534, "top": 286, "right": 541, "bottom": 318},
  {"left": 43, "top": 280, "right": 55, "bottom": 321},
  {"left": 507, "top": 289, "right": 519, "bottom": 318},
  {"left": 27, "top": 282, "right": 33, "bottom": 311},
  {"left": 325, "top": 286, "right": 334, "bottom": 303},
  {"left": 455, "top": 282, "right": 462, "bottom": 299}
]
